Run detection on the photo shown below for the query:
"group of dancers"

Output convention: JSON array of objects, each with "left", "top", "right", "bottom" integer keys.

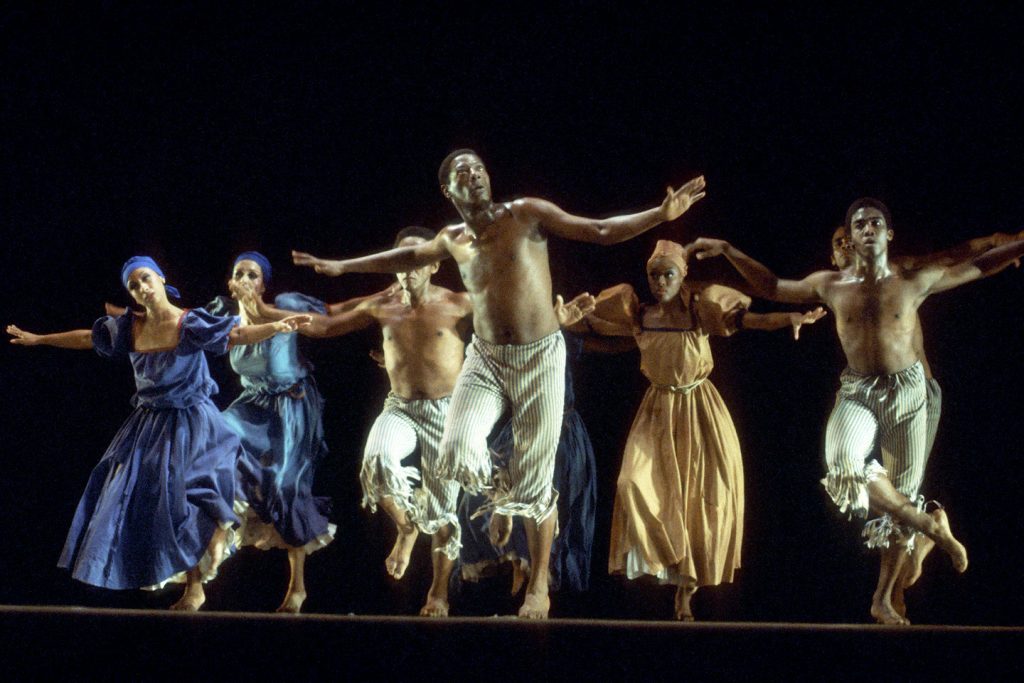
[{"left": 9, "top": 149, "right": 1024, "bottom": 623}]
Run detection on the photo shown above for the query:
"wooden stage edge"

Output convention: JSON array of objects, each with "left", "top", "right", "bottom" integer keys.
[{"left": 3, "top": 605, "right": 1022, "bottom": 679}]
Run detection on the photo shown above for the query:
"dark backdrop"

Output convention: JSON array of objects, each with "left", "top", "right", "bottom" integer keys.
[{"left": 2, "top": 4, "right": 1022, "bottom": 624}]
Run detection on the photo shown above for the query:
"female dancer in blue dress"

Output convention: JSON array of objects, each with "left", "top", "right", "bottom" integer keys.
[
  {"left": 207, "top": 251, "right": 335, "bottom": 613},
  {"left": 6, "top": 256, "right": 310, "bottom": 610}
]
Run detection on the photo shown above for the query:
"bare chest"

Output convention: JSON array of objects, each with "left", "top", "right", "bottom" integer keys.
[{"left": 831, "top": 279, "right": 917, "bottom": 329}]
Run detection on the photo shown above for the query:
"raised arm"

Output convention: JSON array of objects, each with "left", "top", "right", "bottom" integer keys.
[
  {"left": 925, "top": 236, "right": 1024, "bottom": 294},
  {"left": 7, "top": 324, "right": 93, "bottom": 349},
  {"left": 519, "top": 175, "right": 705, "bottom": 246},
  {"left": 687, "top": 238, "right": 828, "bottom": 305},
  {"left": 292, "top": 232, "right": 452, "bottom": 276}
]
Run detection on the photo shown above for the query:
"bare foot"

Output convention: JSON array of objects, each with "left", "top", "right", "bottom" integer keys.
[
  {"left": 419, "top": 593, "right": 449, "bottom": 617},
  {"left": 932, "top": 509, "right": 968, "bottom": 573},
  {"left": 674, "top": 583, "right": 697, "bottom": 622},
  {"left": 518, "top": 590, "right": 550, "bottom": 619},
  {"left": 386, "top": 524, "right": 418, "bottom": 580},
  {"left": 276, "top": 590, "right": 306, "bottom": 614},
  {"left": 871, "top": 599, "right": 910, "bottom": 625},
  {"left": 170, "top": 586, "right": 205, "bottom": 612},
  {"left": 489, "top": 513, "right": 513, "bottom": 548}
]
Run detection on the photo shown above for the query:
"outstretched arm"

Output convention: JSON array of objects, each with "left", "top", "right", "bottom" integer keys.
[
  {"left": 228, "top": 315, "right": 312, "bottom": 347},
  {"left": 741, "top": 308, "right": 828, "bottom": 339},
  {"left": 7, "top": 324, "right": 93, "bottom": 349},
  {"left": 927, "top": 237, "right": 1024, "bottom": 294},
  {"left": 521, "top": 175, "right": 706, "bottom": 245},
  {"left": 554, "top": 292, "right": 596, "bottom": 327},
  {"left": 899, "top": 229, "right": 1024, "bottom": 270},
  {"left": 687, "top": 238, "right": 828, "bottom": 304},
  {"left": 292, "top": 232, "right": 452, "bottom": 276}
]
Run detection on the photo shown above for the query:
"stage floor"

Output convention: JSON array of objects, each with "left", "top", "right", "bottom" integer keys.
[{"left": 3, "top": 605, "right": 1022, "bottom": 680}]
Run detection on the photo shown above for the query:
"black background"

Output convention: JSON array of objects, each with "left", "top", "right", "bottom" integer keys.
[{"left": 2, "top": 3, "right": 1022, "bottom": 624}]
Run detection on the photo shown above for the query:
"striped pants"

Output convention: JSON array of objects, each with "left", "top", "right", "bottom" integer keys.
[
  {"left": 361, "top": 394, "right": 461, "bottom": 559},
  {"left": 822, "top": 363, "right": 928, "bottom": 546},
  {"left": 437, "top": 331, "right": 566, "bottom": 524}
]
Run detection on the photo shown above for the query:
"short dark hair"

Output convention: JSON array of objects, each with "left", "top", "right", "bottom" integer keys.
[
  {"left": 393, "top": 225, "right": 436, "bottom": 247},
  {"left": 845, "top": 197, "right": 893, "bottom": 230},
  {"left": 438, "top": 148, "right": 479, "bottom": 187}
]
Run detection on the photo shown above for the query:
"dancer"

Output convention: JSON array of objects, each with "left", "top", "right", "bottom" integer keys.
[
  {"left": 688, "top": 199, "right": 1024, "bottom": 624},
  {"left": 7, "top": 256, "right": 310, "bottom": 610},
  {"left": 204, "top": 251, "right": 335, "bottom": 614},
  {"left": 293, "top": 149, "right": 706, "bottom": 618},
  {"left": 576, "top": 240, "right": 825, "bottom": 620}
]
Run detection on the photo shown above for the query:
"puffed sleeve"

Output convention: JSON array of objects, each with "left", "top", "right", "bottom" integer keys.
[
  {"left": 585, "top": 284, "right": 640, "bottom": 336},
  {"left": 692, "top": 283, "right": 752, "bottom": 337},
  {"left": 180, "top": 308, "right": 240, "bottom": 356},
  {"left": 274, "top": 292, "right": 327, "bottom": 315},
  {"left": 91, "top": 312, "right": 133, "bottom": 359},
  {"left": 203, "top": 295, "right": 237, "bottom": 317}
]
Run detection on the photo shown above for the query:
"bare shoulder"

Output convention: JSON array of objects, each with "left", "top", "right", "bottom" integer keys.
[{"left": 507, "top": 197, "right": 551, "bottom": 222}]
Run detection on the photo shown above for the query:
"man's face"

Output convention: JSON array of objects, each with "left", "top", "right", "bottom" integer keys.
[
  {"left": 848, "top": 207, "right": 892, "bottom": 257},
  {"left": 442, "top": 153, "right": 491, "bottom": 205},
  {"left": 395, "top": 237, "right": 439, "bottom": 293},
  {"left": 647, "top": 257, "right": 686, "bottom": 304},
  {"left": 830, "top": 227, "right": 853, "bottom": 269}
]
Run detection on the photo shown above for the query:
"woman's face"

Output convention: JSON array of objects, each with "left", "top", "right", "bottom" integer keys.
[
  {"left": 126, "top": 267, "right": 167, "bottom": 307},
  {"left": 231, "top": 259, "right": 266, "bottom": 297},
  {"left": 647, "top": 257, "right": 686, "bottom": 304}
]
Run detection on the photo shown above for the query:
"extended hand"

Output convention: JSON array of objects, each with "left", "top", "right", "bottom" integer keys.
[
  {"left": 292, "top": 251, "right": 345, "bottom": 276},
  {"left": 7, "top": 324, "right": 41, "bottom": 346},
  {"left": 274, "top": 315, "right": 313, "bottom": 333},
  {"left": 790, "top": 307, "right": 827, "bottom": 340},
  {"left": 661, "top": 175, "right": 706, "bottom": 222},
  {"left": 687, "top": 237, "right": 730, "bottom": 261},
  {"left": 555, "top": 292, "right": 596, "bottom": 327}
]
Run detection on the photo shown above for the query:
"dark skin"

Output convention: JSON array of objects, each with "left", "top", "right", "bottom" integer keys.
[
  {"left": 690, "top": 212, "right": 1024, "bottom": 623},
  {"left": 293, "top": 153, "right": 702, "bottom": 619}
]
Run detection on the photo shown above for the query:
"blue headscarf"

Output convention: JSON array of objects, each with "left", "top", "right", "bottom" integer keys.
[
  {"left": 233, "top": 251, "right": 272, "bottom": 284},
  {"left": 120, "top": 256, "right": 182, "bottom": 299}
]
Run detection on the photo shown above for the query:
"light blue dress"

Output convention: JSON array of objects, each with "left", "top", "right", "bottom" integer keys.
[
  {"left": 58, "top": 308, "right": 243, "bottom": 589},
  {"left": 209, "top": 294, "right": 333, "bottom": 551}
]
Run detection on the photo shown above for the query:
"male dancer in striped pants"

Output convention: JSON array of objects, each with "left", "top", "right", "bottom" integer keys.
[
  {"left": 689, "top": 199, "right": 1024, "bottom": 624},
  {"left": 294, "top": 149, "right": 705, "bottom": 618}
]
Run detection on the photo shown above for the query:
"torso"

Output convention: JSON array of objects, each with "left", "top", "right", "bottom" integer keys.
[
  {"left": 374, "top": 287, "right": 471, "bottom": 400},
  {"left": 132, "top": 307, "right": 186, "bottom": 352},
  {"left": 442, "top": 200, "right": 560, "bottom": 344}
]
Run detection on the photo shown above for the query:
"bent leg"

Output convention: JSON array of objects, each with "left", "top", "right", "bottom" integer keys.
[{"left": 277, "top": 547, "right": 307, "bottom": 613}]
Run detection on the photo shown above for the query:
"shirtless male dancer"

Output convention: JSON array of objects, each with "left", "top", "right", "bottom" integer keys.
[
  {"left": 688, "top": 198, "right": 1024, "bottom": 625},
  {"left": 293, "top": 149, "right": 706, "bottom": 618},
  {"left": 828, "top": 224, "right": 1023, "bottom": 619}
]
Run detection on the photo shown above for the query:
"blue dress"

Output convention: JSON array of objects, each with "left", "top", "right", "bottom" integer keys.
[
  {"left": 208, "top": 294, "right": 333, "bottom": 552},
  {"left": 58, "top": 308, "right": 243, "bottom": 590},
  {"left": 457, "top": 332, "right": 597, "bottom": 593}
]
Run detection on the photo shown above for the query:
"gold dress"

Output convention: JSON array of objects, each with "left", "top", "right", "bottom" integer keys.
[{"left": 591, "top": 283, "right": 749, "bottom": 588}]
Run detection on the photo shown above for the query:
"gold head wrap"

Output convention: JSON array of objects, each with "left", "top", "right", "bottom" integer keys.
[{"left": 646, "top": 239, "right": 688, "bottom": 275}]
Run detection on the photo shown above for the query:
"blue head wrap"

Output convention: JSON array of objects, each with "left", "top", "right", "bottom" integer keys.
[
  {"left": 120, "top": 256, "right": 181, "bottom": 299},
  {"left": 233, "top": 251, "right": 272, "bottom": 284}
]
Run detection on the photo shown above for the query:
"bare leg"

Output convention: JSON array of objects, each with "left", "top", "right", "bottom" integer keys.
[
  {"left": 867, "top": 477, "right": 967, "bottom": 572},
  {"left": 419, "top": 524, "right": 454, "bottom": 617},
  {"left": 277, "top": 547, "right": 307, "bottom": 613},
  {"left": 377, "top": 496, "right": 419, "bottom": 580},
  {"left": 511, "top": 560, "right": 527, "bottom": 596},
  {"left": 490, "top": 512, "right": 513, "bottom": 548},
  {"left": 207, "top": 526, "right": 229, "bottom": 576},
  {"left": 901, "top": 507, "right": 945, "bottom": 589},
  {"left": 170, "top": 568, "right": 206, "bottom": 611},
  {"left": 674, "top": 578, "right": 698, "bottom": 622},
  {"left": 519, "top": 513, "right": 556, "bottom": 619},
  {"left": 871, "top": 544, "right": 910, "bottom": 625}
]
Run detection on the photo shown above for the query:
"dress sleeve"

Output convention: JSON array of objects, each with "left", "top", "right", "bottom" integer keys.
[
  {"left": 180, "top": 308, "right": 240, "bottom": 356},
  {"left": 274, "top": 292, "right": 328, "bottom": 315},
  {"left": 692, "top": 283, "right": 752, "bottom": 337},
  {"left": 585, "top": 284, "right": 640, "bottom": 336},
  {"left": 91, "top": 313, "right": 133, "bottom": 359},
  {"left": 203, "top": 295, "right": 237, "bottom": 317}
]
